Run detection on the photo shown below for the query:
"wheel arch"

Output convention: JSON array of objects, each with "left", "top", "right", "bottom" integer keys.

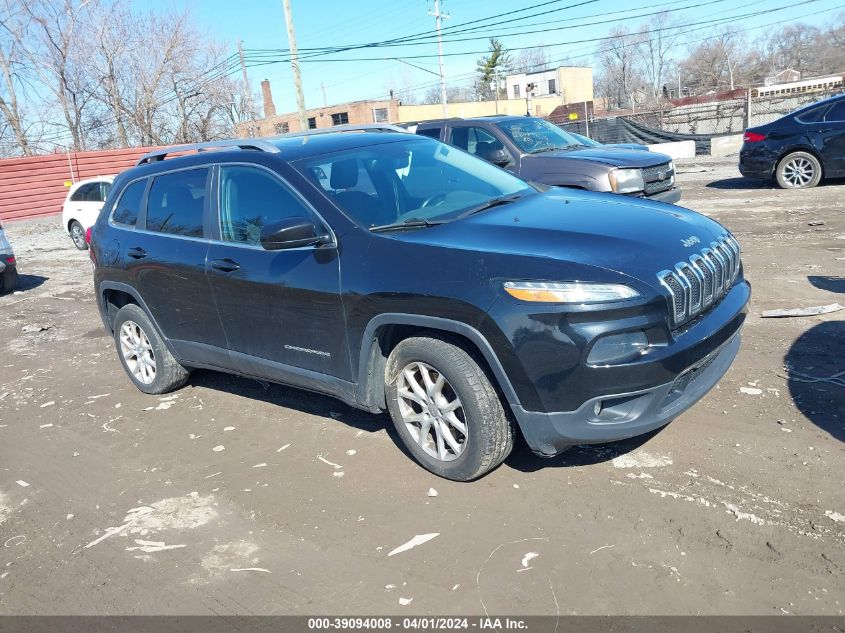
[
  {"left": 355, "top": 314, "right": 521, "bottom": 411},
  {"left": 776, "top": 146, "right": 826, "bottom": 180},
  {"left": 98, "top": 281, "right": 181, "bottom": 359}
]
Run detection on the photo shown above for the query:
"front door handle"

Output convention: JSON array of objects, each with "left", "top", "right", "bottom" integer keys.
[
  {"left": 210, "top": 258, "right": 240, "bottom": 273},
  {"left": 127, "top": 247, "right": 147, "bottom": 259}
]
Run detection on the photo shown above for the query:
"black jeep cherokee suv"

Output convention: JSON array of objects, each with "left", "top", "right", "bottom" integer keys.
[{"left": 91, "top": 130, "right": 749, "bottom": 481}]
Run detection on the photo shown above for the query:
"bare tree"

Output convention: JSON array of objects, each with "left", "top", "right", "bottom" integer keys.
[
  {"left": 635, "top": 12, "right": 682, "bottom": 105},
  {"left": 89, "top": 3, "right": 134, "bottom": 147},
  {"left": 0, "top": 1, "right": 33, "bottom": 154},
  {"left": 681, "top": 29, "right": 758, "bottom": 93},
  {"left": 596, "top": 28, "right": 642, "bottom": 109},
  {"left": 763, "top": 24, "right": 823, "bottom": 79},
  {"left": 513, "top": 46, "right": 550, "bottom": 73},
  {"left": 20, "top": 0, "right": 100, "bottom": 150}
]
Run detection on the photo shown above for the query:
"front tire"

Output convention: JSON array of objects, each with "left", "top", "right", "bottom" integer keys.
[
  {"left": 69, "top": 220, "right": 88, "bottom": 250},
  {"left": 113, "top": 304, "right": 189, "bottom": 394},
  {"left": 775, "top": 151, "right": 822, "bottom": 189},
  {"left": 384, "top": 335, "right": 514, "bottom": 481}
]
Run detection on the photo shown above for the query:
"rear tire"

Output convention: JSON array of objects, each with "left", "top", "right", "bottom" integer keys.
[
  {"left": 775, "top": 151, "right": 822, "bottom": 189},
  {"left": 384, "top": 335, "right": 514, "bottom": 481},
  {"left": 1, "top": 268, "right": 18, "bottom": 294},
  {"left": 113, "top": 303, "right": 189, "bottom": 394},
  {"left": 69, "top": 220, "right": 88, "bottom": 250}
]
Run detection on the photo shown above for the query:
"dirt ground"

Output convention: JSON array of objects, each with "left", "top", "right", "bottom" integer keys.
[{"left": 0, "top": 156, "right": 842, "bottom": 616}]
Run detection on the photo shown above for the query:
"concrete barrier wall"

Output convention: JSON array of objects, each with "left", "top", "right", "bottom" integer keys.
[
  {"left": 646, "top": 140, "right": 696, "bottom": 159},
  {"left": 710, "top": 134, "right": 744, "bottom": 157}
]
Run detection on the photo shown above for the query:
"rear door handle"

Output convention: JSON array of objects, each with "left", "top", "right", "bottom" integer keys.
[
  {"left": 127, "top": 247, "right": 147, "bottom": 259},
  {"left": 210, "top": 258, "right": 240, "bottom": 273}
]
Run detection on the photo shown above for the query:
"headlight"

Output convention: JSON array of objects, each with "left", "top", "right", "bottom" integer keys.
[
  {"left": 609, "top": 168, "right": 645, "bottom": 194},
  {"left": 587, "top": 331, "right": 650, "bottom": 365},
  {"left": 503, "top": 281, "right": 639, "bottom": 303}
]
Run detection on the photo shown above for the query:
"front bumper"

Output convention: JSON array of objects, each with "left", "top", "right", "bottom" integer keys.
[
  {"left": 514, "top": 332, "right": 741, "bottom": 456},
  {"left": 642, "top": 186, "right": 681, "bottom": 204}
]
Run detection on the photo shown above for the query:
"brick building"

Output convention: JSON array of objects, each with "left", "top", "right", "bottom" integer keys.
[{"left": 237, "top": 79, "right": 399, "bottom": 136}]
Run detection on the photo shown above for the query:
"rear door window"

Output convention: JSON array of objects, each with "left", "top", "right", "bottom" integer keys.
[
  {"left": 795, "top": 105, "right": 829, "bottom": 123},
  {"left": 417, "top": 127, "right": 441, "bottom": 139},
  {"left": 824, "top": 100, "right": 845, "bottom": 122},
  {"left": 111, "top": 179, "right": 146, "bottom": 227},
  {"left": 145, "top": 168, "right": 208, "bottom": 238},
  {"left": 71, "top": 183, "right": 99, "bottom": 202}
]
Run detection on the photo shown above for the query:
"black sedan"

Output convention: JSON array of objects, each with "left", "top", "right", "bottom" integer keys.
[{"left": 739, "top": 93, "right": 845, "bottom": 188}]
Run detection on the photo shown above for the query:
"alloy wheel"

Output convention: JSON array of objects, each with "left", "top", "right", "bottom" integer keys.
[
  {"left": 396, "top": 361, "right": 467, "bottom": 461},
  {"left": 119, "top": 320, "right": 156, "bottom": 384},
  {"left": 782, "top": 157, "right": 815, "bottom": 187},
  {"left": 71, "top": 224, "right": 86, "bottom": 249}
]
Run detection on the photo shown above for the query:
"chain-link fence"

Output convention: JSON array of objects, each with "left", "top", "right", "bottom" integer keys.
[
  {"left": 621, "top": 86, "right": 844, "bottom": 136},
  {"left": 552, "top": 86, "right": 844, "bottom": 154}
]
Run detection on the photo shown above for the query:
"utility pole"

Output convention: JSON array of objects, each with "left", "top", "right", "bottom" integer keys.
[
  {"left": 321, "top": 82, "right": 327, "bottom": 107},
  {"left": 281, "top": 0, "right": 307, "bottom": 131},
  {"left": 237, "top": 40, "right": 253, "bottom": 120},
  {"left": 428, "top": 0, "right": 449, "bottom": 117},
  {"left": 584, "top": 101, "right": 589, "bottom": 137}
]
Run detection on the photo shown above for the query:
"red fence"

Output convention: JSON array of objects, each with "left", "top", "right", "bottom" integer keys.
[{"left": 0, "top": 146, "right": 157, "bottom": 224}]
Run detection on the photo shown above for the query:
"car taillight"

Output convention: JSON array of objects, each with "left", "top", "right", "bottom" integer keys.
[
  {"left": 743, "top": 131, "right": 766, "bottom": 143},
  {"left": 85, "top": 227, "right": 92, "bottom": 244},
  {"left": 5, "top": 256, "right": 14, "bottom": 264}
]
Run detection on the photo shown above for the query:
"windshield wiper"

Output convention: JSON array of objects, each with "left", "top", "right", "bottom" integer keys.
[
  {"left": 369, "top": 218, "right": 443, "bottom": 233},
  {"left": 530, "top": 145, "right": 581, "bottom": 153},
  {"left": 458, "top": 194, "right": 524, "bottom": 218}
]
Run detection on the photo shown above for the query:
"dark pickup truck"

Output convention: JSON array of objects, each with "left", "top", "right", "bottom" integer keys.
[{"left": 412, "top": 116, "right": 682, "bottom": 204}]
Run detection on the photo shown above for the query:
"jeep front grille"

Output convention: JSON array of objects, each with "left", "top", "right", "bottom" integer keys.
[{"left": 658, "top": 233, "right": 741, "bottom": 328}]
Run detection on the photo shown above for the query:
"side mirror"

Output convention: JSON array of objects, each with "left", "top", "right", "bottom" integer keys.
[
  {"left": 486, "top": 148, "right": 511, "bottom": 167},
  {"left": 260, "top": 216, "right": 330, "bottom": 251}
]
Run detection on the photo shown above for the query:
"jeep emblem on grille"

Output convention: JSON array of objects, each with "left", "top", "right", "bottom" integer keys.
[{"left": 681, "top": 236, "right": 700, "bottom": 247}]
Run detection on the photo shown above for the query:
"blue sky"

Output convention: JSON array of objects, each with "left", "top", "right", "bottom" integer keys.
[{"left": 170, "top": 0, "right": 843, "bottom": 115}]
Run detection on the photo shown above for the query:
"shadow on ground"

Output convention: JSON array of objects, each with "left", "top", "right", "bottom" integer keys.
[
  {"left": 505, "top": 427, "right": 663, "bottom": 473},
  {"left": 188, "top": 368, "right": 667, "bottom": 475},
  {"left": 187, "top": 369, "right": 390, "bottom": 437},
  {"left": 784, "top": 320, "right": 845, "bottom": 444},
  {"left": 14, "top": 274, "right": 48, "bottom": 292},
  {"left": 705, "top": 177, "right": 772, "bottom": 190},
  {"left": 807, "top": 275, "right": 845, "bottom": 294}
]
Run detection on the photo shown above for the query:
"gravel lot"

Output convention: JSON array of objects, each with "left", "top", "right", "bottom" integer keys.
[{"left": 0, "top": 156, "right": 843, "bottom": 616}]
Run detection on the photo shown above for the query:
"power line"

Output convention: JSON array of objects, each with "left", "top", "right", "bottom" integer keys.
[
  {"left": 239, "top": 0, "right": 826, "bottom": 65},
  {"left": 352, "top": 3, "right": 843, "bottom": 101}
]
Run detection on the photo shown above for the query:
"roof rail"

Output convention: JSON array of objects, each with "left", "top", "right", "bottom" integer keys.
[
  {"left": 136, "top": 139, "right": 281, "bottom": 166},
  {"left": 279, "top": 123, "right": 410, "bottom": 138}
]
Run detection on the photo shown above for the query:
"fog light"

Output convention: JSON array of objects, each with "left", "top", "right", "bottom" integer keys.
[{"left": 587, "top": 331, "right": 649, "bottom": 365}]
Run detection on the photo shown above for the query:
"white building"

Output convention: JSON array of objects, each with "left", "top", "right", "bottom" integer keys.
[{"left": 504, "top": 66, "right": 593, "bottom": 103}]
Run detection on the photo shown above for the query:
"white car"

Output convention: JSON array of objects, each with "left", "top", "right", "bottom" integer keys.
[
  {"left": 0, "top": 221, "right": 17, "bottom": 293},
  {"left": 61, "top": 176, "right": 114, "bottom": 250}
]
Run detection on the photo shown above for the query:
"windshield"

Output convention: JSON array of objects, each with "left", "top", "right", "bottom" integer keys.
[
  {"left": 497, "top": 118, "right": 584, "bottom": 153},
  {"left": 295, "top": 137, "right": 534, "bottom": 228},
  {"left": 570, "top": 132, "right": 600, "bottom": 147}
]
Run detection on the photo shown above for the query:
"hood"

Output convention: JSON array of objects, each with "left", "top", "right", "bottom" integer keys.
[
  {"left": 395, "top": 189, "right": 729, "bottom": 285},
  {"left": 605, "top": 143, "right": 650, "bottom": 151},
  {"left": 524, "top": 147, "right": 667, "bottom": 168}
]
